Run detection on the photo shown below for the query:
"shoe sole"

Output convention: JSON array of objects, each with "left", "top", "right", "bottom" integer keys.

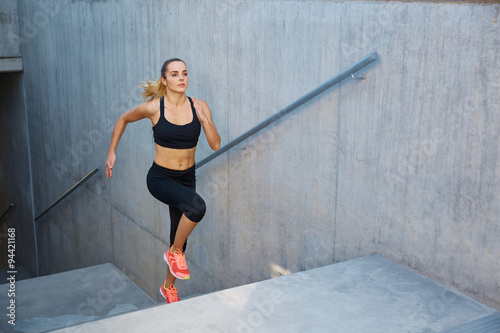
[
  {"left": 159, "top": 288, "right": 180, "bottom": 304},
  {"left": 164, "top": 252, "right": 190, "bottom": 280}
]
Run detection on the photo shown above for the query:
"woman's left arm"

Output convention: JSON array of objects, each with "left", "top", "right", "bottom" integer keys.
[{"left": 193, "top": 99, "right": 221, "bottom": 151}]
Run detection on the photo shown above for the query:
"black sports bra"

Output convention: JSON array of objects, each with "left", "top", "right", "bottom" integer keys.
[{"left": 153, "top": 96, "right": 201, "bottom": 149}]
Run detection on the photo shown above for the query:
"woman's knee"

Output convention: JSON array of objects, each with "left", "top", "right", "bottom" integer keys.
[{"left": 182, "top": 195, "right": 206, "bottom": 222}]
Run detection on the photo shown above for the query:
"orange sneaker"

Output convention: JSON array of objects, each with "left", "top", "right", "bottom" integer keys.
[
  {"left": 159, "top": 281, "right": 180, "bottom": 304},
  {"left": 164, "top": 246, "right": 190, "bottom": 280}
]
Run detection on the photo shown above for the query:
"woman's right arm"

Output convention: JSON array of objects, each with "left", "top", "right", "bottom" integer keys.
[{"left": 105, "top": 101, "right": 157, "bottom": 178}]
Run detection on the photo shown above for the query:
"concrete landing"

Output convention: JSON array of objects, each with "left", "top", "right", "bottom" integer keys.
[
  {"left": 49, "top": 255, "right": 497, "bottom": 333},
  {"left": 0, "top": 263, "right": 156, "bottom": 333}
]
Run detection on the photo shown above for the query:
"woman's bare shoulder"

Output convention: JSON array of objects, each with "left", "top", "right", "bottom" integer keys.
[
  {"left": 137, "top": 98, "right": 161, "bottom": 117},
  {"left": 144, "top": 98, "right": 161, "bottom": 111}
]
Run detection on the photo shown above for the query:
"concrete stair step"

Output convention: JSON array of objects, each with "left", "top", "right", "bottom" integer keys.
[
  {"left": 441, "top": 313, "right": 500, "bottom": 333},
  {"left": 47, "top": 254, "right": 497, "bottom": 333},
  {"left": 0, "top": 263, "right": 156, "bottom": 333}
]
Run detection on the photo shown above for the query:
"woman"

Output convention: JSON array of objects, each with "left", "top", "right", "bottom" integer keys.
[{"left": 105, "top": 58, "right": 221, "bottom": 303}]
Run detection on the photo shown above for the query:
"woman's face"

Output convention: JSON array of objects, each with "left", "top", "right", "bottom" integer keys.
[{"left": 163, "top": 61, "right": 188, "bottom": 93}]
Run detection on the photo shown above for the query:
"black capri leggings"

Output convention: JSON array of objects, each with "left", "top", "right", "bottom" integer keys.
[{"left": 146, "top": 162, "right": 206, "bottom": 251}]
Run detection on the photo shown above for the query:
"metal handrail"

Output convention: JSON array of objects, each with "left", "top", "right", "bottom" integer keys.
[
  {"left": 35, "top": 167, "right": 100, "bottom": 221},
  {"left": 196, "top": 52, "right": 379, "bottom": 169},
  {"left": 0, "top": 203, "right": 15, "bottom": 225}
]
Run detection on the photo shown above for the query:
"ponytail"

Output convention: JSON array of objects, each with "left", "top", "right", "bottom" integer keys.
[
  {"left": 140, "top": 58, "right": 186, "bottom": 102},
  {"left": 141, "top": 78, "right": 166, "bottom": 102}
]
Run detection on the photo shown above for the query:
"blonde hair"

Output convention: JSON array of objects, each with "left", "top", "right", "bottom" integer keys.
[
  {"left": 141, "top": 58, "right": 186, "bottom": 102},
  {"left": 141, "top": 78, "right": 166, "bottom": 102}
]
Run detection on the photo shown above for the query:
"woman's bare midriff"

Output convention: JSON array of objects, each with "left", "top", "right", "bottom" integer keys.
[{"left": 154, "top": 144, "right": 196, "bottom": 170}]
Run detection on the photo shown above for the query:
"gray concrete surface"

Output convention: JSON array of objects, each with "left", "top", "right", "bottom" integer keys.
[
  {"left": 442, "top": 313, "right": 500, "bottom": 333},
  {"left": 0, "top": 0, "right": 21, "bottom": 58},
  {"left": 0, "top": 0, "right": 22, "bottom": 72},
  {"left": 3, "top": 0, "right": 499, "bottom": 319},
  {"left": 0, "top": 263, "right": 156, "bottom": 333},
  {"left": 0, "top": 58, "right": 22, "bottom": 72},
  {"left": 49, "top": 255, "right": 498, "bottom": 333}
]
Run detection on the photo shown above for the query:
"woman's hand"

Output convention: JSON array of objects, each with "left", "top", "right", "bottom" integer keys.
[
  {"left": 106, "top": 153, "right": 116, "bottom": 178},
  {"left": 192, "top": 98, "right": 209, "bottom": 124},
  {"left": 191, "top": 98, "right": 221, "bottom": 151}
]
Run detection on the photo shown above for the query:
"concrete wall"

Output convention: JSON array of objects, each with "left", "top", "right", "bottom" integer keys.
[
  {"left": 0, "top": 0, "right": 22, "bottom": 71},
  {"left": 0, "top": 1, "right": 34, "bottom": 274},
  {"left": 13, "top": 0, "right": 500, "bottom": 309},
  {"left": 0, "top": 72, "right": 36, "bottom": 276},
  {"left": 0, "top": 0, "right": 20, "bottom": 56}
]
